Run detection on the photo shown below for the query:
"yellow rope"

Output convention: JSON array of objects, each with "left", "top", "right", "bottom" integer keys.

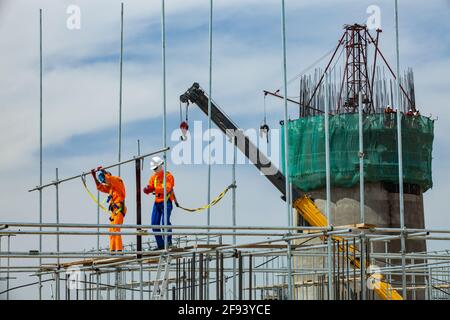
[
  {"left": 82, "top": 173, "right": 232, "bottom": 215},
  {"left": 81, "top": 175, "right": 109, "bottom": 213},
  {"left": 177, "top": 184, "right": 235, "bottom": 213}
]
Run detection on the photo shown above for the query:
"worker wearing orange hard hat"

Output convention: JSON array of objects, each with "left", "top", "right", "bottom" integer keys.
[
  {"left": 91, "top": 166, "right": 127, "bottom": 252},
  {"left": 143, "top": 156, "right": 176, "bottom": 250}
]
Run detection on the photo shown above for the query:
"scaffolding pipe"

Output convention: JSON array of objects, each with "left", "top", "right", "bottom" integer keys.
[
  {"left": 38, "top": 8, "right": 43, "bottom": 301},
  {"left": 325, "top": 74, "right": 333, "bottom": 300},
  {"left": 238, "top": 251, "right": 242, "bottom": 299},
  {"left": 97, "top": 190, "right": 100, "bottom": 252},
  {"left": 360, "top": 233, "right": 366, "bottom": 300},
  {"left": 7, "top": 236, "right": 10, "bottom": 300},
  {"left": 0, "top": 221, "right": 336, "bottom": 232},
  {"left": 135, "top": 158, "right": 142, "bottom": 258},
  {"left": 29, "top": 147, "right": 170, "bottom": 191},
  {"left": 205, "top": 0, "right": 214, "bottom": 300},
  {"left": 0, "top": 230, "right": 325, "bottom": 238},
  {"left": 160, "top": 0, "right": 169, "bottom": 253},
  {"left": 358, "top": 91, "right": 365, "bottom": 224},
  {"left": 215, "top": 251, "right": 219, "bottom": 299},
  {"left": 394, "top": 0, "right": 407, "bottom": 300},
  {"left": 118, "top": 2, "right": 124, "bottom": 176},
  {"left": 280, "top": 0, "right": 293, "bottom": 300},
  {"left": 191, "top": 253, "right": 195, "bottom": 299},
  {"left": 220, "top": 252, "right": 224, "bottom": 299},
  {"left": 249, "top": 254, "right": 252, "bottom": 300},
  {"left": 199, "top": 253, "right": 204, "bottom": 299},
  {"left": 55, "top": 168, "right": 60, "bottom": 300},
  {"left": 206, "top": 0, "right": 213, "bottom": 243},
  {"left": 7, "top": 246, "right": 450, "bottom": 263},
  {"left": 232, "top": 136, "right": 237, "bottom": 300}
]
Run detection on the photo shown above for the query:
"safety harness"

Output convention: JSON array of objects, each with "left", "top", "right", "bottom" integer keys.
[
  {"left": 153, "top": 175, "right": 173, "bottom": 202},
  {"left": 83, "top": 173, "right": 234, "bottom": 215},
  {"left": 81, "top": 175, "right": 126, "bottom": 219}
]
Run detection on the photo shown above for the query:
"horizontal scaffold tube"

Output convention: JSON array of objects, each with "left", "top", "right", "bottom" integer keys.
[
  {"left": 0, "top": 222, "right": 336, "bottom": 231},
  {"left": 0, "top": 228, "right": 352, "bottom": 238},
  {"left": 28, "top": 147, "right": 170, "bottom": 192}
]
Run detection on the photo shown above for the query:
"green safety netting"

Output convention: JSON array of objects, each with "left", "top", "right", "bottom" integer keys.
[{"left": 281, "top": 113, "right": 434, "bottom": 192}]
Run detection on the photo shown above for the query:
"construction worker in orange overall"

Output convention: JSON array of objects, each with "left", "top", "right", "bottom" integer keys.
[
  {"left": 143, "top": 156, "right": 176, "bottom": 250},
  {"left": 91, "top": 166, "right": 127, "bottom": 252}
]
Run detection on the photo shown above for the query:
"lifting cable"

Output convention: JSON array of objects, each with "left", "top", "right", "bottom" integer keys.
[{"left": 275, "top": 45, "right": 337, "bottom": 95}]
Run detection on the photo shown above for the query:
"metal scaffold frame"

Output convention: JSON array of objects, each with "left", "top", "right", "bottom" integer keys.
[
  {"left": 1, "top": 221, "right": 450, "bottom": 300},
  {"left": 1, "top": 1, "right": 449, "bottom": 301}
]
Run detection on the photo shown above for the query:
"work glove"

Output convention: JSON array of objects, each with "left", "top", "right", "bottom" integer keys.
[
  {"left": 175, "top": 201, "right": 180, "bottom": 208},
  {"left": 143, "top": 185, "right": 152, "bottom": 195},
  {"left": 91, "top": 166, "right": 103, "bottom": 178},
  {"left": 90, "top": 169, "right": 100, "bottom": 185}
]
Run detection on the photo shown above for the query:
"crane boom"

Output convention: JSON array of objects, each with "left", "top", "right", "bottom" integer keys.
[
  {"left": 180, "top": 82, "right": 302, "bottom": 200},
  {"left": 179, "top": 82, "right": 403, "bottom": 300}
]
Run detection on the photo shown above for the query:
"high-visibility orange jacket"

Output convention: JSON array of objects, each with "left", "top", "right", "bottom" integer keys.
[
  {"left": 97, "top": 174, "right": 126, "bottom": 206},
  {"left": 147, "top": 171, "right": 175, "bottom": 203}
]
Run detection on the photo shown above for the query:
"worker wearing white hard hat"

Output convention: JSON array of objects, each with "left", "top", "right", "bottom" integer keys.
[{"left": 144, "top": 156, "right": 176, "bottom": 250}]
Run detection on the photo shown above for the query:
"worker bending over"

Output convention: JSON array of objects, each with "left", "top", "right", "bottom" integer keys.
[
  {"left": 91, "top": 167, "right": 127, "bottom": 252},
  {"left": 143, "top": 156, "right": 176, "bottom": 250}
]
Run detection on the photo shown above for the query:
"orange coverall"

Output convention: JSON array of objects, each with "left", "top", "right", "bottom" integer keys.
[
  {"left": 147, "top": 171, "right": 175, "bottom": 203},
  {"left": 97, "top": 174, "right": 127, "bottom": 251},
  {"left": 146, "top": 171, "right": 175, "bottom": 249}
]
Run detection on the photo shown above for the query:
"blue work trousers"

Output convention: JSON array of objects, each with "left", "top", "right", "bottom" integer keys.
[{"left": 151, "top": 200, "right": 173, "bottom": 249}]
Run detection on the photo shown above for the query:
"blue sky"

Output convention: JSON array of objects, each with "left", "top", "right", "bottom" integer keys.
[{"left": 1, "top": 0, "right": 450, "bottom": 298}]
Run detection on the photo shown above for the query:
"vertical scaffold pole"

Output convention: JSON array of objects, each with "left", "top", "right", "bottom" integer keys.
[
  {"left": 38, "top": 8, "right": 43, "bottom": 301},
  {"left": 199, "top": 253, "right": 204, "bottom": 300},
  {"left": 325, "top": 74, "right": 333, "bottom": 300},
  {"left": 97, "top": 190, "right": 100, "bottom": 252},
  {"left": 358, "top": 92, "right": 365, "bottom": 224},
  {"left": 394, "top": 0, "right": 407, "bottom": 300},
  {"left": 136, "top": 158, "right": 142, "bottom": 258},
  {"left": 161, "top": 0, "right": 168, "bottom": 251},
  {"left": 7, "top": 235, "right": 10, "bottom": 300},
  {"left": 232, "top": 136, "right": 237, "bottom": 300},
  {"left": 96, "top": 272, "right": 100, "bottom": 300},
  {"left": 118, "top": 2, "right": 124, "bottom": 176},
  {"left": 55, "top": 168, "right": 60, "bottom": 300},
  {"left": 220, "top": 252, "right": 224, "bottom": 300},
  {"left": 205, "top": 0, "right": 214, "bottom": 300},
  {"left": 249, "top": 254, "right": 253, "bottom": 300},
  {"left": 0, "top": 237, "right": 2, "bottom": 295},
  {"left": 215, "top": 251, "right": 219, "bottom": 299},
  {"left": 238, "top": 251, "right": 243, "bottom": 300},
  {"left": 360, "top": 234, "right": 366, "bottom": 300},
  {"left": 280, "top": 0, "right": 293, "bottom": 300},
  {"left": 139, "top": 262, "right": 144, "bottom": 300},
  {"left": 191, "top": 253, "right": 196, "bottom": 300}
]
